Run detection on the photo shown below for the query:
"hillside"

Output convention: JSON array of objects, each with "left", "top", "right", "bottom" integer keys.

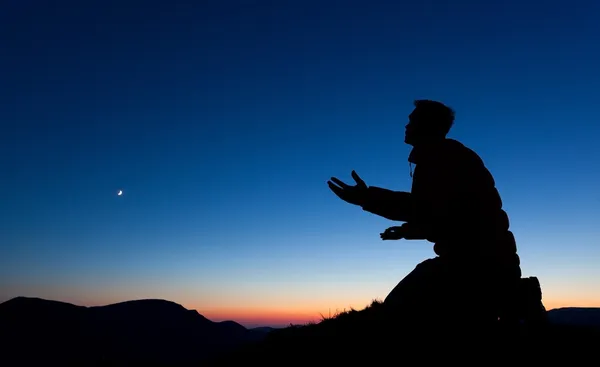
[
  {"left": 209, "top": 300, "right": 600, "bottom": 365},
  {"left": 547, "top": 307, "right": 600, "bottom": 327}
]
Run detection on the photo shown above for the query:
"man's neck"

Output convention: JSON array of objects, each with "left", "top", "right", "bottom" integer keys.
[
  {"left": 408, "top": 137, "right": 447, "bottom": 164},
  {"left": 410, "top": 136, "right": 446, "bottom": 149}
]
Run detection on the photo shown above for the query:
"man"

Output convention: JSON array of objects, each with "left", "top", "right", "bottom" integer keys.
[{"left": 327, "top": 100, "right": 521, "bottom": 324}]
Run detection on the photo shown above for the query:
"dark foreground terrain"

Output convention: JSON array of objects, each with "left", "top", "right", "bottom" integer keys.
[
  {"left": 2, "top": 297, "right": 598, "bottom": 365},
  {"left": 209, "top": 300, "right": 600, "bottom": 365},
  {"left": 0, "top": 297, "right": 271, "bottom": 366}
]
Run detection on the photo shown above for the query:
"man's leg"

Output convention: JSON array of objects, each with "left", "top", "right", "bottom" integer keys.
[
  {"left": 384, "top": 257, "right": 447, "bottom": 312},
  {"left": 383, "top": 257, "right": 487, "bottom": 325}
]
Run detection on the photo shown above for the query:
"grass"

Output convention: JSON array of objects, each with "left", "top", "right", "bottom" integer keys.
[{"left": 208, "top": 299, "right": 600, "bottom": 365}]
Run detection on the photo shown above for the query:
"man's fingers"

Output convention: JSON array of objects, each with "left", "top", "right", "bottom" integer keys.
[
  {"left": 327, "top": 181, "right": 346, "bottom": 198},
  {"left": 380, "top": 233, "right": 395, "bottom": 240},
  {"left": 330, "top": 177, "right": 350, "bottom": 189},
  {"left": 351, "top": 170, "right": 367, "bottom": 188},
  {"left": 381, "top": 226, "right": 404, "bottom": 240},
  {"left": 327, "top": 180, "right": 341, "bottom": 190},
  {"left": 384, "top": 226, "right": 400, "bottom": 234}
]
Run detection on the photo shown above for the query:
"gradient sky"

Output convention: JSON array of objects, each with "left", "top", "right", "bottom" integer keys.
[{"left": 1, "top": 0, "right": 599, "bottom": 328}]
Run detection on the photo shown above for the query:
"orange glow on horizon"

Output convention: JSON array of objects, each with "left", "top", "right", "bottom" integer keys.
[
  {"left": 543, "top": 298, "right": 600, "bottom": 310},
  {"left": 41, "top": 293, "right": 600, "bottom": 328},
  {"left": 191, "top": 296, "right": 600, "bottom": 327},
  {"left": 185, "top": 297, "right": 380, "bottom": 327},
  {"left": 199, "top": 307, "right": 324, "bottom": 326},
  {"left": 190, "top": 300, "right": 377, "bottom": 327}
]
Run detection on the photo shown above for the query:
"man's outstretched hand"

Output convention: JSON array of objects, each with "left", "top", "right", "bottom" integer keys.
[{"left": 327, "top": 170, "right": 368, "bottom": 207}]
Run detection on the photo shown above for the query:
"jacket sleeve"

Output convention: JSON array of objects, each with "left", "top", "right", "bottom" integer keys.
[{"left": 360, "top": 186, "right": 414, "bottom": 222}]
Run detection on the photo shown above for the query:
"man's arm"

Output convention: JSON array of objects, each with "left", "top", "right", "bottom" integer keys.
[{"left": 360, "top": 186, "right": 413, "bottom": 222}]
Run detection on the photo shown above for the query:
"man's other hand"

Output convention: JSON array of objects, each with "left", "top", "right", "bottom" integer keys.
[
  {"left": 380, "top": 226, "right": 405, "bottom": 240},
  {"left": 327, "top": 170, "right": 368, "bottom": 207},
  {"left": 380, "top": 223, "right": 427, "bottom": 241}
]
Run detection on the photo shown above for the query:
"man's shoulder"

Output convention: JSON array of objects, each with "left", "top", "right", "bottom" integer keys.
[
  {"left": 412, "top": 138, "right": 485, "bottom": 168},
  {"left": 440, "top": 138, "right": 474, "bottom": 156},
  {"left": 440, "top": 139, "right": 485, "bottom": 167}
]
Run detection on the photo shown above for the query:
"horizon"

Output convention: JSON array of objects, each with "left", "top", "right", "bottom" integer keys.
[
  {"left": 2, "top": 0, "right": 600, "bottom": 328},
  {"left": 1, "top": 294, "right": 594, "bottom": 329}
]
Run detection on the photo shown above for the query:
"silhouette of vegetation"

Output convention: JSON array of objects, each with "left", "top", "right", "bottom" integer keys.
[{"left": 210, "top": 300, "right": 600, "bottom": 365}]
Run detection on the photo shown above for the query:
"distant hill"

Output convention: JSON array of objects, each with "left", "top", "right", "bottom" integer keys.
[
  {"left": 0, "top": 296, "right": 270, "bottom": 365},
  {"left": 547, "top": 307, "right": 600, "bottom": 328},
  {"left": 250, "top": 326, "right": 277, "bottom": 333}
]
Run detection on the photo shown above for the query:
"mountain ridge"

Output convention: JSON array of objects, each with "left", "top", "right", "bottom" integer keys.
[{"left": 0, "top": 296, "right": 272, "bottom": 365}]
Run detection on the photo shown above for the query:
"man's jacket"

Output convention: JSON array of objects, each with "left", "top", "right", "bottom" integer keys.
[{"left": 362, "top": 139, "right": 520, "bottom": 274}]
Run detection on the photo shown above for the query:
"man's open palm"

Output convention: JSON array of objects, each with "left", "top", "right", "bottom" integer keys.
[{"left": 327, "top": 170, "right": 368, "bottom": 206}]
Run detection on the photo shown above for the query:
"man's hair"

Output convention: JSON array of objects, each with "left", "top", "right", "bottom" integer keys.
[{"left": 413, "top": 99, "right": 455, "bottom": 136}]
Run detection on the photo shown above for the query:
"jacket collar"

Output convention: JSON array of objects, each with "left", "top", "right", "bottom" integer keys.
[{"left": 408, "top": 138, "right": 458, "bottom": 164}]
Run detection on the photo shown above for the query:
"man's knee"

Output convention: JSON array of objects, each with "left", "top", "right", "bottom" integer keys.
[
  {"left": 413, "top": 257, "right": 445, "bottom": 274},
  {"left": 384, "top": 257, "right": 448, "bottom": 306}
]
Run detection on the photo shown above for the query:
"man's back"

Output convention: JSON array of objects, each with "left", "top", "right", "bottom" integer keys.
[{"left": 408, "top": 138, "right": 520, "bottom": 277}]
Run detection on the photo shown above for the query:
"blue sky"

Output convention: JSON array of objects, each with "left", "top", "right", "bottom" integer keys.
[{"left": 1, "top": 0, "right": 599, "bottom": 327}]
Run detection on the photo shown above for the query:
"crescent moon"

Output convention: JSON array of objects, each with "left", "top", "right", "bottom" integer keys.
[{"left": 117, "top": 190, "right": 123, "bottom": 196}]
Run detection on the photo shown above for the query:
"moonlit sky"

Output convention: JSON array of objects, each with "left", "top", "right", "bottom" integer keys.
[{"left": 1, "top": 0, "right": 599, "bottom": 328}]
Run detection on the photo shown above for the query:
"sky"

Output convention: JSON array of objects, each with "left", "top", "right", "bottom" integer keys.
[{"left": 1, "top": 0, "right": 599, "bottom": 328}]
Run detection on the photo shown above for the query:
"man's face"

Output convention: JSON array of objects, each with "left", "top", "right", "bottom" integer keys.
[{"left": 404, "top": 108, "right": 422, "bottom": 145}]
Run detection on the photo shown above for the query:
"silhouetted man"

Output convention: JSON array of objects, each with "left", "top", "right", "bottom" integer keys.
[{"left": 328, "top": 100, "right": 521, "bottom": 325}]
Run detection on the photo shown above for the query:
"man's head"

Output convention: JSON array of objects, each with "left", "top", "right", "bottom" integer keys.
[{"left": 405, "top": 100, "right": 455, "bottom": 146}]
